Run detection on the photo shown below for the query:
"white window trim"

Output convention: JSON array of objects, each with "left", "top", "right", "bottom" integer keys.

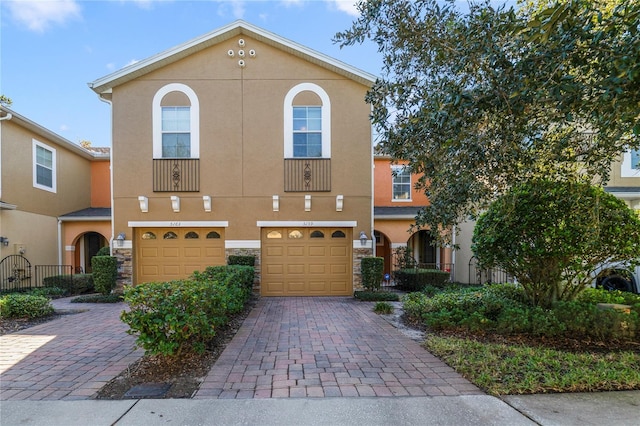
[
  {"left": 391, "top": 165, "right": 412, "bottom": 202},
  {"left": 32, "top": 139, "right": 57, "bottom": 193},
  {"left": 284, "top": 83, "right": 331, "bottom": 158},
  {"left": 621, "top": 150, "right": 640, "bottom": 178},
  {"left": 152, "top": 83, "right": 200, "bottom": 159}
]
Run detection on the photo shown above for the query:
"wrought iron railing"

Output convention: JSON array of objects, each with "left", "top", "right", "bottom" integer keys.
[
  {"left": 35, "top": 265, "right": 73, "bottom": 287},
  {"left": 284, "top": 158, "right": 331, "bottom": 192},
  {"left": 468, "top": 257, "right": 512, "bottom": 285},
  {"left": 153, "top": 158, "right": 200, "bottom": 192}
]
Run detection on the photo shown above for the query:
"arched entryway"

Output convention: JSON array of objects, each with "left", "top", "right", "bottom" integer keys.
[
  {"left": 373, "top": 230, "right": 392, "bottom": 277},
  {"left": 407, "top": 230, "right": 437, "bottom": 266},
  {"left": 73, "top": 232, "right": 108, "bottom": 273}
]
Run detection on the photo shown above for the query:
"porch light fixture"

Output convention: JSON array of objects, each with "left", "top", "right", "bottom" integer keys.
[
  {"left": 272, "top": 195, "right": 279, "bottom": 212},
  {"left": 359, "top": 231, "right": 368, "bottom": 246},
  {"left": 305, "top": 195, "right": 311, "bottom": 212},
  {"left": 336, "top": 195, "right": 344, "bottom": 212},
  {"left": 203, "top": 196, "right": 212, "bottom": 212},
  {"left": 171, "top": 196, "right": 180, "bottom": 213},
  {"left": 138, "top": 196, "right": 148, "bottom": 213},
  {"left": 0, "top": 236, "right": 8, "bottom": 246},
  {"left": 116, "top": 232, "right": 125, "bottom": 247}
]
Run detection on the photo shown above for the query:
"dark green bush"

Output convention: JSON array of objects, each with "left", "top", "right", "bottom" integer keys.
[
  {"left": 28, "top": 286, "right": 68, "bottom": 298},
  {"left": 121, "top": 265, "right": 254, "bottom": 356},
  {"left": 227, "top": 255, "right": 256, "bottom": 266},
  {"left": 395, "top": 268, "right": 450, "bottom": 291},
  {"left": 354, "top": 291, "right": 400, "bottom": 301},
  {"left": 42, "top": 274, "right": 94, "bottom": 295},
  {"left": 0, "top": 294, "right": 54, "bottom": 318},
  {"left": 92, "top": 256, "right": 117, "bottom": 295},
  {"left": 95, "top": 246, "right": 111, "bottom": 257},
  {"left": 373, "top": 301, "right": 394, "bottom": 315},
  {"left": 361, "top": 257, "right": 384, "bottom": 291}
]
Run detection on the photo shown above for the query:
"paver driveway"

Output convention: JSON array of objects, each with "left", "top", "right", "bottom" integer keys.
[
  {"left": 0, "top": 299, "right": 142, "bottom": 401},
  {"left": 195, "top": 297, "right": 482, "bottom": 399}
]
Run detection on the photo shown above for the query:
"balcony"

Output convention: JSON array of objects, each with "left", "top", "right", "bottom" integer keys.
[
  {"left": 153, "top": 159, "right": 200, "bottom": 192},
  {"left": 284, "top": 159, "right": 331, "bottom": 192}
]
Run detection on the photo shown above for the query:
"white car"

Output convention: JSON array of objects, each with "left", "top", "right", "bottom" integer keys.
[{"left": 594, "top": 263, "right": 639, "bottom": 294}]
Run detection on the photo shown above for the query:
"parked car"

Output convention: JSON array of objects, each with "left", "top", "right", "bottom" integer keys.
[{"left": 594, "top": 263, "right": 640, "bottom": 293}]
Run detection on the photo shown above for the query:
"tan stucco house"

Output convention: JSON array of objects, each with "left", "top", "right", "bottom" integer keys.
[
  {"left": 0, "top": 106, "right": 110, "bottom": 289},
  {"left": 89, "top": 21, "right": 375, "bottom": 296}
]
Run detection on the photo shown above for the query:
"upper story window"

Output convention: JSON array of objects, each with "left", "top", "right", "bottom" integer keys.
[
  {"left": 392, "top": 165, "right": 411, "bottom": 201},
  {"left": 293, "top": 106, "right": 322, "bottom": 157},
  {"left": 33, "top": 139, "right": 56, "bottom": 193},
  {"left": 284, "top": 83, "right": 331, "bottom": 158},
  {"left": 153, "top": 83, "right": 200, "bottom": 159},
  {"left": 621, "top": 149, "right": 640, "bottom": 177},
  {"left": 632, "top": 150, "right": 639, "bottom": 169}
]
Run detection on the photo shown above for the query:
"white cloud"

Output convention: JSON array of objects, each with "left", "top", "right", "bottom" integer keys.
[
  {"left": 325, "top": 0, "right": 360, "bottom": 17},
  {"left": 217, "top": 1, "right": 246, "bottom": 19},
  {"left": 5, "top": 0, "right": 81, "bottom": 32},
  {"left": 60, "top": 124, "right": 69, "bottom": 132}
]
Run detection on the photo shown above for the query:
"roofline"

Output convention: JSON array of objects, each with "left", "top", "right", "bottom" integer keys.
[
  {"left": 0, "top": 106, "right": 109, "bottom": 161},
  {"left": 57, "top": 216, "right": 111, "bottom": 222},
  {"left": 88, "top": 20, "right": 377, "bottom": 95}
]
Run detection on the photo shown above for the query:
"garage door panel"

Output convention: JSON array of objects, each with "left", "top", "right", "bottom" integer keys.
[
  {"left": 184, "top": 247, "right": 202, "bottom": 257},
  {"left": 141, "top": 247, "right": 158, "bottom": 257},
  {"left": 162, "top": 265, "right": 180, "bottom": 275},
  {"left": 261, "top": 227, "right": 352, "bottom": 296},
  {"left": 162, "top": 247, "right": 180, "bottom": 257},
  {"left": 142, "top": 265, "right": 159, "bottom": 275},
  {"left": 205, "top": 247, "right": 224, "bottom": 257}
]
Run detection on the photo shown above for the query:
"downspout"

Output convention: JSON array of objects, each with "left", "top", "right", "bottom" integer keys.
[
  {"left": 452, "top": 225, "right": 456, "bottom": 282},
  {"left": 57, "top": 219, "right": 63, "bottom": 265}
]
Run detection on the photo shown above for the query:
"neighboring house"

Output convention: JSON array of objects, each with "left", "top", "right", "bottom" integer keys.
[
  {"left": 454, "top": 150, "right": 640, "bottom": 285},
  {"left": 373, "top": 155, "right": 452, "bottom": 278},
  {"left": 0, "top": 106, "right": 110, "bottom": 289},
  {"left": 88, "top": 20, "right": 375, "bottom": 296}
]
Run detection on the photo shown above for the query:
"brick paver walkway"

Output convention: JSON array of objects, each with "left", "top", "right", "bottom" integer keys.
[
  {"left": 0, "top": 298, "right": 142, "bottom": 401},
  {"left": 195, "top": 297, "right": 482, "bottom": 399}
]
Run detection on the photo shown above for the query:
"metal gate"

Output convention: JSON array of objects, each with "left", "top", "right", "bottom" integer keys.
[{"left": 0, "top": 255, "right": 32, "bottom": 292}]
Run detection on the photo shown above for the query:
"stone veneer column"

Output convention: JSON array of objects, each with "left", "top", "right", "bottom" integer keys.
[{"left": 112, "top": 248, "right": 132, "bottom": 293}]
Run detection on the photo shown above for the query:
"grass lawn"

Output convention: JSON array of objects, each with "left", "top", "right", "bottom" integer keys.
[{"left": 425, "top": 335, "right": 640, "bottom": 396}]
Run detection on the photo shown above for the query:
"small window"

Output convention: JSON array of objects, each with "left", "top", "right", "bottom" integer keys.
[
  {"left": 33, "top": 140, "right": 56, "bottom": 192},
  {"left": 162, "top": 106, "right": 191, "bottom": 158},
  {"left": 632, "top": 149, "right": 639, "bottom": 169},
  {"left": 267, "top": 231, "right": 282, "bottom": 239},
  {"left": 163, "top": 231, "right": 178, "bottom": 239},
  {"left": 392, "top": 166, "right": 411, "bottom": 201},
  {"left": 331, "top": 230, "right": 346, "bottom": 238},
  {"left": 206, "top": 231, "right": 221, "bottom": 239},
  {"left": 289, "top": 230, "right": 304, "bottom": 239},
  {"left": 141, "top": 232, "right": 157, "bottom": 240},
  {"left": 310, "top": 230, "right": 325, "bottom": 238},
  {"left": 293, "top": 107, "right": 322, "bottom": 158},
  {"left": 185, "top": 231, "right": 199, "bottom": 239}
]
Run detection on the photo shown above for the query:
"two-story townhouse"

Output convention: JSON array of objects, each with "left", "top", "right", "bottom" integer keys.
[
  {"left": 0, "top": 106, "right": 110, "bottom": 289},
  {"left": 373, "top": 155, "right": 452, "bottom": 278},
  {"left": 88, "top": 21, "right": 375, "bottom": 296}
]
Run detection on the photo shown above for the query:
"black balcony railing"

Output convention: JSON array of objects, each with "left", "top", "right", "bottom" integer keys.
[{"left": 153, "top": 158, "right": 200, "bottom": 192}]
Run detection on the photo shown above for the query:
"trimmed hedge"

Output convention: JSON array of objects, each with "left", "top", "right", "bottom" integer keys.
[
  {"left": 0, "top": 293, "right": 54, "bottom": 319},
  {"left": 121, "top": 265, "right": 255, "bottom": 356},
  {"left": 227, "top": 255, "right": 256, "bottom": 266},
  {"left": 92, "top": 256, "right": 118, "bottom": 295},
  {"left": 361, "top": 257, "right": 384, "bottom": 292},
  {"left": 354, "top": 291, "right": 400, "bottom": 301},
  {"left": 395, "top": 268, "right": 450, "bottom": 291},
  {"left": 43, "top": 274, "right": 94, "bottom": 295}
]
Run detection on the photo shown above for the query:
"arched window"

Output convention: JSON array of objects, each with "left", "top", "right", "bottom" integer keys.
[
  {"left": 206, "top": 231, "right": 221, "bottom": 239},
  {"left": 267, "top": 231, "right": 282, "bottom": 239},
  {"left": 163, "top": 231, "right": 178, "bottom": 240},
  {"left": 310, "top": 230, "right": 325, "bottom": 238},
  {"left": 283, "top": 83, "right": 331, "bottom": 158},
  {"left": 331, "top": 230, "right": 346, "bottom": 238},
  {"left": 185, "top": 231, "right": 199, "bottom": 239},
  {"left": 152, "top": 83, "right": 200, "bottom": 159},
  {"left": 141, "top": 232, "right": 156, "bottom": 240}
]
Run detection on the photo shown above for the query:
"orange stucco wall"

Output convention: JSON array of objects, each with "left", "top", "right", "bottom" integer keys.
[
  {"left": 374, "top": 158, "right": 429, "bottom": 207},
  {"left": 91, "top": 160, "right": 111, "bottom": 208}
]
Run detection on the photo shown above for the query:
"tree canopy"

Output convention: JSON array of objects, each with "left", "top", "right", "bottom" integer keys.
[{"left": 336, "top": 0, "right": 639, "bottom": 242}]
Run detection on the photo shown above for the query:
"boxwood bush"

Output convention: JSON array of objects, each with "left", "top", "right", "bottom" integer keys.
[
  {"left": 361, "top": 257, "right": 384, "bottom": 292},
  {"left": 227, "top": 255, "right": 256, "bottom": 266},
  {"left": 43, "top": 274, "right": 94, "bottom": 295},
  {"left": 0, "top": 293, "right": 54, "bottom": 319},
  {"left": 121, "top": 265, "right": 254, "bottom": 356},
  {"left": 395, "top": 268, "right": 450, "bottom": 291},
  {"left": 92, "top": 256, "right": 118, "bottom": 295}
]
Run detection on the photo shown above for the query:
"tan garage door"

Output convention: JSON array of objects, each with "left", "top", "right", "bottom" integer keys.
[
  {"left": 261, "top": 227, "right": 352, "bottom": 296},
  {"left": 136, "top": 228, "right": 225, "bottom": 283}
]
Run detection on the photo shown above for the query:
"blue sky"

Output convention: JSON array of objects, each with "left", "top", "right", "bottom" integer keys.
[{"left": 1, "top": 0, "right": 512, "bottom": 148}]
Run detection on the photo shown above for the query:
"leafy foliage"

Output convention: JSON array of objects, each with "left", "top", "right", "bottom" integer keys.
[
  {"left": 95, "top": 246, "right": 111, "bottom": 257},
  {"left": 91, "top": 256, "right": 118, "bottom": 295},
  {"left": 361, "top": 257, "right": 384, "bottom": 291},
  {"left": 336, "top": 0, "right": 640, "bottom": 240},
  {"left": 472, "top": 179, "right": 640, "bottom": 307},
  {"left": 354, "top": 290, "right": 400, "bottom": 301},
  {"left": 395, "top": 268, "right": 450, "bottom": 291},
  {"left": 42, "top": 274, "right": 94, "bottom": 295},
  {"left": 227, "top": 255, "right": 256, "bottom": 266},
  {"left": 121, "top": 266, "right": 254, "bottom": 356},
  {"left": 0, "top": 293, "right": 53, "bottom": 319},
  {"left": 373, "top": 301, "right": 394, "bottom": 315}
]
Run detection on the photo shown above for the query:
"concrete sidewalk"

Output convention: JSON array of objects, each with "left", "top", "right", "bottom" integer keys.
[{"left": 1, "top": 391, "right": 639, "bottom": 425}]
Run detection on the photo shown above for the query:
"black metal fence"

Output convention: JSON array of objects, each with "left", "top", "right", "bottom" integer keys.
[
  {"left": 468, "top": 256, "right": 513, "bottom": 285},
  {"left": 0, "top": 255, "right": 74, "bottom": 293}
]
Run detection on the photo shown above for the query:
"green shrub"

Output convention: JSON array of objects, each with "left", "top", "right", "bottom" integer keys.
[
  {"left": 0, "top": 294, "right": 54, "bottom": 318},
  {"left": 361, "top": 257, "right": 384, "bottom": 292},
  {"left": 71, "top": 294, "right": 123, "bottom": 303},
  {"left": 92, "top": 256, "right": 117, "bottom": 295},
  {"left": 95, "top": 246, "right": 111, "bottom": 256},
  {"left": 28, "top": 286, "right": 68, "bottom": 298},
  {"left": 395, "top": 268, "right": 450, "bottom": 291},
  {"left": 227, "top": 255, "right": 256, "bottom": 266},
  {"left": 373, "top": 301, "right": 394, "bottom": 315},
  {"left": 354, "top": 291, "right": 400, "bottom": 301},
  {"left": 121, "top": 265, "right": 254, "bottom": 356}
]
